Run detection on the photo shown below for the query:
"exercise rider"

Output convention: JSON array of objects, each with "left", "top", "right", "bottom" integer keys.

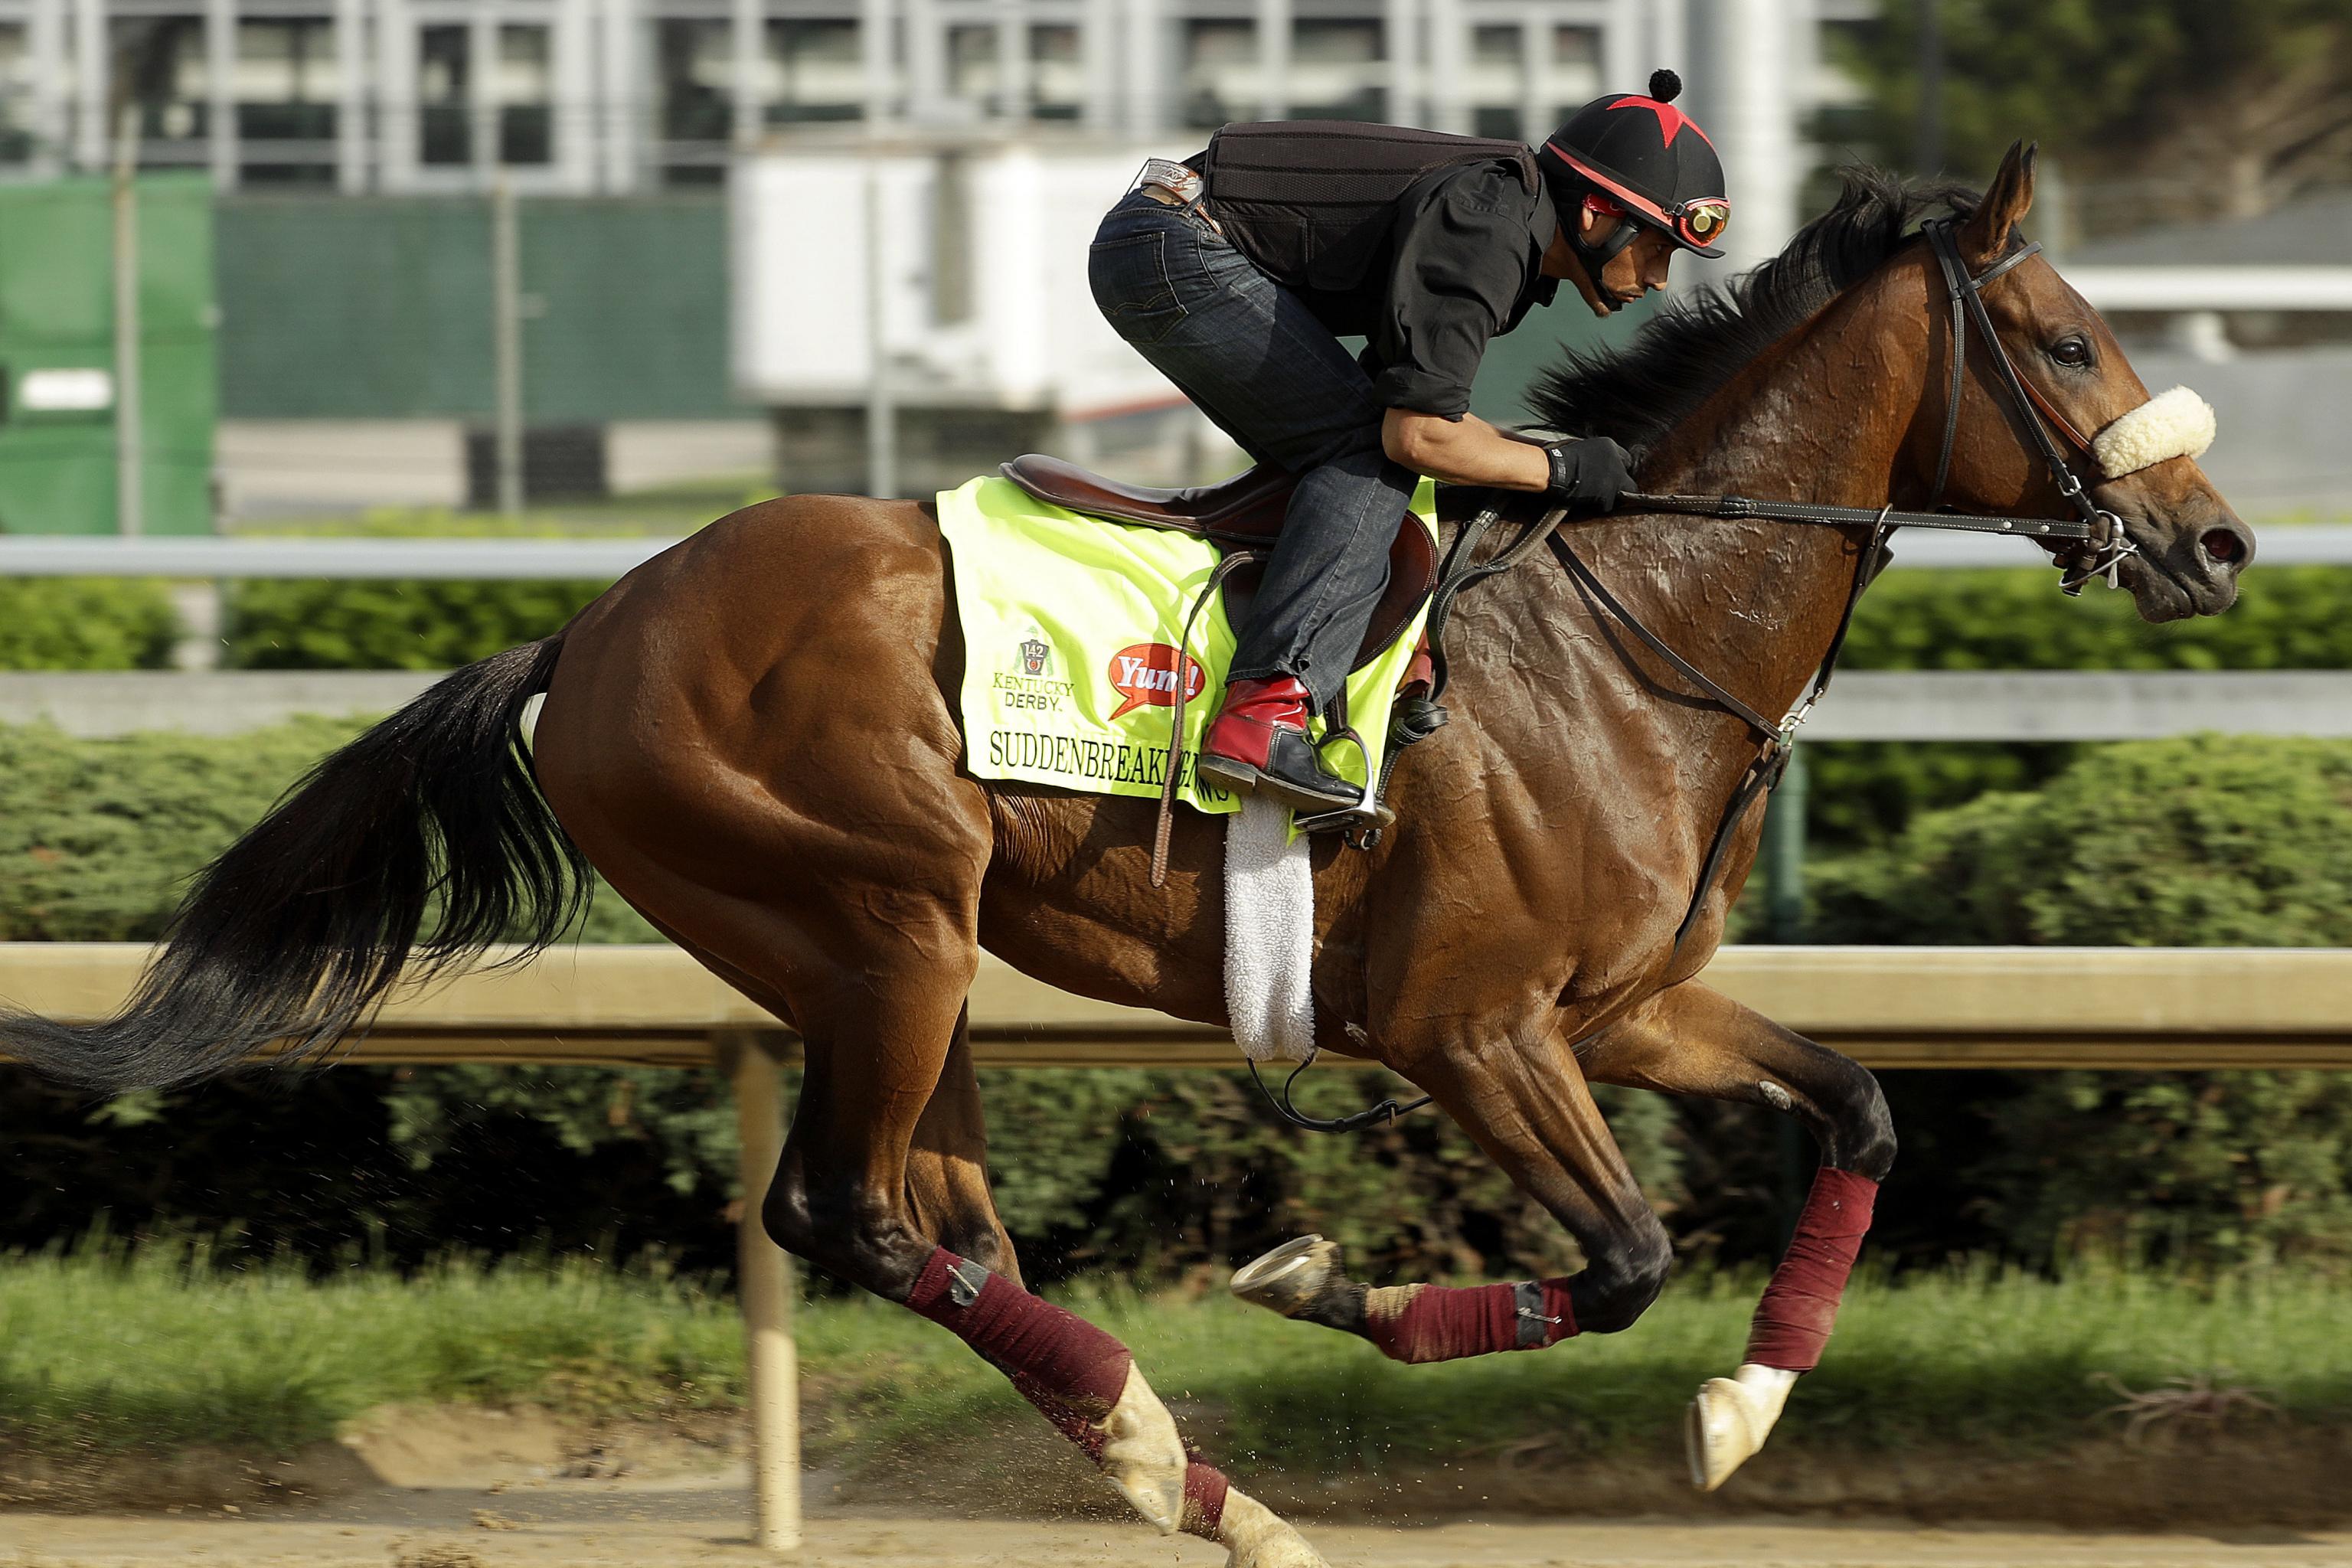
[{"left": 1087, "top": 70, "right": 1731, "bottom": 814}]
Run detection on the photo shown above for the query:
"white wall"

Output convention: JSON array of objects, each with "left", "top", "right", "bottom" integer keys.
[{"left": 731, "top": 142, "right": 1184, "bottom": 418}]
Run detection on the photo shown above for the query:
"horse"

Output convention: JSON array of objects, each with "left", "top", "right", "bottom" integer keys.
[{"left": 4, "top": 145, "right": 2250, "bottom": 1566}]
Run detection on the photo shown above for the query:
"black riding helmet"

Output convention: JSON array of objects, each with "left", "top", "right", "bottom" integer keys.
[{"left": 1537, "top": 69, "right": 1730, "bottom": 302}]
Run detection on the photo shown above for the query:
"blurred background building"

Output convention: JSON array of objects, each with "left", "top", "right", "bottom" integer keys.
[
  {"left": 0, "top": 0, "right": 2344, "bottom": 520},
  {"left": 0, "top": 0, "right": 1864, "bottom": 201}
]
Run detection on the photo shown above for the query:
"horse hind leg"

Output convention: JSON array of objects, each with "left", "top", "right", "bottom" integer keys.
[
  {"left": 1575, "top": 979, "right": 1895, "bottom": 1491},
  {"left": 536, "top": 655, "right": 1326, "bottom": 1557},
  {"left": 760, "top": 939, "right": 1327, "bottom": 1566}
]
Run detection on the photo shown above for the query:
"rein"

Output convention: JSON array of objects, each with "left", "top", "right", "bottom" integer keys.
[
  {"left": 1496, "top": 217, "right": 2135, "bottom": 969},
  {"left": 1289, "top": 217, "right": 2138, "bottom": 1131}
]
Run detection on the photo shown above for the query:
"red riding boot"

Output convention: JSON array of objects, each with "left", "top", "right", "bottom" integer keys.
[{"left": 1197, "top": 675, "right": 1363, "bottom": 815}]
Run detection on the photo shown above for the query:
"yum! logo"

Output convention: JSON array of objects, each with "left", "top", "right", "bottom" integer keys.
[{"left": 1107, "top": 642, "right": 1207, "bottom": 720}]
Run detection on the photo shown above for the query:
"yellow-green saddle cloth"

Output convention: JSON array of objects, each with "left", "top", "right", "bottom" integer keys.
[{"left": 937, "top": 474, "right": 1437, "bottom": 815}]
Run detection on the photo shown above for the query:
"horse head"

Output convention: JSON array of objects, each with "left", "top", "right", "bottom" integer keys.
[{"left": 1927, "top": 142, "right": 2254, "bottom": 621}]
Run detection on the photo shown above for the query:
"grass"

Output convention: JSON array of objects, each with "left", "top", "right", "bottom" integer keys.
[
  {"left": 0, "top": 1239, "right": 743, "bottom": 1457},
  {"left": 5, "top": 1240, "right": 2347, "bottom": 1473}
]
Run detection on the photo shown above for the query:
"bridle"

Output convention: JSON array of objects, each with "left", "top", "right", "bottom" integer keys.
[
  {"left": 1423, "top": 217, "right": 2147, "bottom": 961},
  {"left": 1919, "top": 217, "right": 2138, "bottom": 594},
  {"left": 1271, "top": 214, "right": 2167, "bottom": 1132}
]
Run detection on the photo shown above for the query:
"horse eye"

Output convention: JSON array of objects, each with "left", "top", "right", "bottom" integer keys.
[{"left": 2050, "top": 336, "right": 2092, "bottom": 368}]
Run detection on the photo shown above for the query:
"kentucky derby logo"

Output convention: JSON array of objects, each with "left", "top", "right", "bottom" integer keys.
[
  {"left": 1018, "top": 633, "right": 1052, "bottom": 676},
  {"left": 1108, "top": 642, "right": 1207, "bottom": 720}
]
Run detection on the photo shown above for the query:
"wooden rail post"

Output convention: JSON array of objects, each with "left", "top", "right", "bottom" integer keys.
[{"left": 718, "top": 1029, "right": 801, "bottom": 1553}]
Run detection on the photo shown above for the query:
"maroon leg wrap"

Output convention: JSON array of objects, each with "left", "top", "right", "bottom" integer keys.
[
  {"left": 1179, "top": 1459, "right": 1229, "bottom": 1539},
  {"left": 907, "top": 1247, "right": 1134, "bottom": 1421},
  {"left": 1746, "top": 1166, "right": 1878, "bottom": 1372},
  {"left": 1362, "top": 1279, "right": 1576, "bottom": 1365}
]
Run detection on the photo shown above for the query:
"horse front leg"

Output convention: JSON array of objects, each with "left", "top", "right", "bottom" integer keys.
[
  {"left": 1234, "top": 1017, "right": 1672, "bottom": 1362},
  {"left": 1575, "top": 979, "right": 1896, "bottom": 1491}
]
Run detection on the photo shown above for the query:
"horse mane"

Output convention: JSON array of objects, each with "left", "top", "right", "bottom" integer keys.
[{"left": 1524, "top": 168, "right": 1982, "bottom": 458}]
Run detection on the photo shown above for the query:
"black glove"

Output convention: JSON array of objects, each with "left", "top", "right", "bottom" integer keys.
[{"left": 1541, "top": 436, "right": 1634, "bottom": 514}]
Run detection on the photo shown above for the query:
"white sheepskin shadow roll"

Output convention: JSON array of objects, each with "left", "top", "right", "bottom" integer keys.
[{"left": 2092, "top": 386, "right": 2216, "bottom": 479}]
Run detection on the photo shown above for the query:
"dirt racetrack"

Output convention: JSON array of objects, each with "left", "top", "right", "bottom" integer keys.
[{"left": 8, "top": 1473, "right": 2350, "bottom": 1568}]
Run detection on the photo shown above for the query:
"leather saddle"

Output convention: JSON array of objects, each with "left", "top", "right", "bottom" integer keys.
[{"left": 999, "top": 454, "right": 1438, "bottom": 675}]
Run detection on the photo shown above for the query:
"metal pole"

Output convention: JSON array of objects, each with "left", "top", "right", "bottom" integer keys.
[
  {"left": 1718, "top": 0, "right": 1798, "bottom": 271},
  {"left": 111, "top": 104, "right": 144, "bottom": 537},
  {"left": 491, "top": 178, "right": 525, "bottom": 518},
  {"left": 720, "top": 1031, "right": 802, "bottom": 1555},
  {"left": 1765, "top": 746, "right": 1808, "bottom": 942},
  {"left": 863, "top": 155, "right": 897, "bottom": 498},
  {"left": 1915, "top": 0, "right": 1944, "bottom": 175}
]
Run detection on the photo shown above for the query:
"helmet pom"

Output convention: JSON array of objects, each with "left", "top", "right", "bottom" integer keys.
[{"left": 1648, "top": 68, "right": 1682, "bottom": 103}]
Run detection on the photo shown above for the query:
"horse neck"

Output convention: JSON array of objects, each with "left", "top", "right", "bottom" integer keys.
[{"left": 1494, "top": 262, "right": 1936, "bottom": 747}]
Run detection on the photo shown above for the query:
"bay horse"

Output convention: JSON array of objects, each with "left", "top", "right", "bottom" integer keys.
[{"left": 5, "top": 147, "right": 2249, "bottom": 1565}]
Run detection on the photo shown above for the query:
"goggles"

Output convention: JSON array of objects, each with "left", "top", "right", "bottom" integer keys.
[{"left": 1550, "top": 143, "right": 1733, "bottom": 252}]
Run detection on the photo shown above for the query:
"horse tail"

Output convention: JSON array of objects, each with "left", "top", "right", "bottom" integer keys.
[{"left": 0, "top": 638, "right": 589, "bottom": 1094}]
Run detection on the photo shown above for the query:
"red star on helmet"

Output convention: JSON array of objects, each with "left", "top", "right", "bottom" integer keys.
[{"left": 1610, "top": 94, "right": 1713, "bottom": 150}]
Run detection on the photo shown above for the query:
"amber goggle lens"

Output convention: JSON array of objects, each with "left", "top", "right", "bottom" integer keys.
[{"left": 1683, "top": 201, "right": 1730, "bottom": 242}]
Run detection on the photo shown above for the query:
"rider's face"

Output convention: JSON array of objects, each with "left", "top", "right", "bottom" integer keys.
[{"left": 1547, "top": 211, "right": 1678, "bottom": 318}]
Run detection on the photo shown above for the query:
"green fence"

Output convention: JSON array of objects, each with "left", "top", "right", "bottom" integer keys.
[
  {"left": 0, "top": 175, "right": 216, "bottom": 536},
  {"left": 215, "top": 194, "right": 736, "bottom": 423}
]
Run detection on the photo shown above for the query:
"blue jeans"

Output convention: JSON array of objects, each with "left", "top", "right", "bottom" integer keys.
[{"left": 1087, "top": 188, "right": 1418, "bottom": 714}]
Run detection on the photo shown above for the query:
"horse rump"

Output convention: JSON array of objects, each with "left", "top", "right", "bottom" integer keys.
[{"left": 0, "top": 639, "right": 589, "bottom": 1093}]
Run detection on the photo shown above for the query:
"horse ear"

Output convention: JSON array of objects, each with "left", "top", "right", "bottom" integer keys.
[{"left": 1958, "top": 141, "right": 2037, "bottom": 266}]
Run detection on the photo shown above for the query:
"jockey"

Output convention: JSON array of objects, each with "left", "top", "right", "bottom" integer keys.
[{"left": 1088, "top": 70, "right": 1730, "bottom": 815}]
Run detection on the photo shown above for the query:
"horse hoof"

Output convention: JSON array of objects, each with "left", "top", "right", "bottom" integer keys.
[
  {"left": 1218, "top": 1486, "right": 1330, "bottom": 1568},
  {"left": 1685, "top": 1364, "right": 1796, "bottom": 1491},
  {"left": 1230, "top": 1235, "right": 1341, "bottom": 1319},
  {"left": 1098, "top": 1364, "right": 1188, "bottom": 1534}
]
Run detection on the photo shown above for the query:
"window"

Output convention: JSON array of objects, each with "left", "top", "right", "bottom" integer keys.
[
  {"left": 1472, "top": 105, "right": 1520, "bottom": 140},
  {"left": 1552, "top": 25, "right": 1599, "bottom": 105},
  {"left": 766, "top": 19, "right": 862, "bottom": 124},
  {"left": 235, "top": 19, "right": 336, "bottom": 144},
  {"left": 656, "top": 18, "right": 730, "bottom": 143},
  {"left": 1290, "top": 19, "right": 1383, "bottom": 122},
  {"left": 1029, "top": 24, "right": 1080, "bottom": 120},
  {"left": 112, "top": 16, "right": 208, "bottom": 148},
  {"left": 1181, "top": 20, "right": 1254, "bottom": 130},
  {"left": 237, "top": 17, "right": 336, "bottom": 185},
  {"left": 419, "top": 24, "right": 470, "bottom": 165},
  {"left": 1467, "top": 23, "right": 1523, "bottom": 142},
  {"left": 946, "top": 22, "right": 996, "bottom": 106},
  {"left": 496, "top": 23, "right": 552, "bottom": 165}
]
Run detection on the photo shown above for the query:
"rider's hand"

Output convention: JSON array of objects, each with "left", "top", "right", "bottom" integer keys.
[{"left": 1541, "top": 436, "right": 1635, "bottom": 513}]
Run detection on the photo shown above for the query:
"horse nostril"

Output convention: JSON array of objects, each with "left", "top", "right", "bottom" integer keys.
[{"left": 2200, "top": 528, "right": 2245, "bottom": 567}]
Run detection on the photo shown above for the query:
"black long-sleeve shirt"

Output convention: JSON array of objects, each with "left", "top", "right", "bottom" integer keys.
[{"left": 1201, "top": 155, "right": 1563, "bottom": 420}]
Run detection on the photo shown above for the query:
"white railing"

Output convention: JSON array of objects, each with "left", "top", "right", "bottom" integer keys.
[
  {"left": 4, "top": 525, "right": 2351, "bottom": 577},
  {"left": 2, "top": 668, "right": 2346, "bottom": 742}
]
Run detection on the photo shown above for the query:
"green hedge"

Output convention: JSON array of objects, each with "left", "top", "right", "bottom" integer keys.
[
  {"left": 222, "top": 578, "right": 606, "bottom": 670},
  {"left": 216, "top": 504, "right": 727, "bottom": 670},
  {"left": 1808, "top": 735, "right": 2352, "bottom": 947},
  {"left": 1842, "top": 564, "right": 2352, "bottom": 671},
  {"left": 204, "top": 558, "right": 2352, "bottom": 853},
  {"left": 1807, "top": 564, "right": 2352, "bottom": 845},
  {"left": 0, "top": 580, "right": 180, "bottom": 671},
  {"left": 0, "top": 717, "right": 662, "bottom": 945},
  {"left": 0, "top": 717, "right": 1672, "bottom": 1285},
  {"left": 1810, "top": 735, "right": 2352, "bottom": 1269},
  {"left": 5, "top": 723, "right": 2350, "bottom": 1280}
]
